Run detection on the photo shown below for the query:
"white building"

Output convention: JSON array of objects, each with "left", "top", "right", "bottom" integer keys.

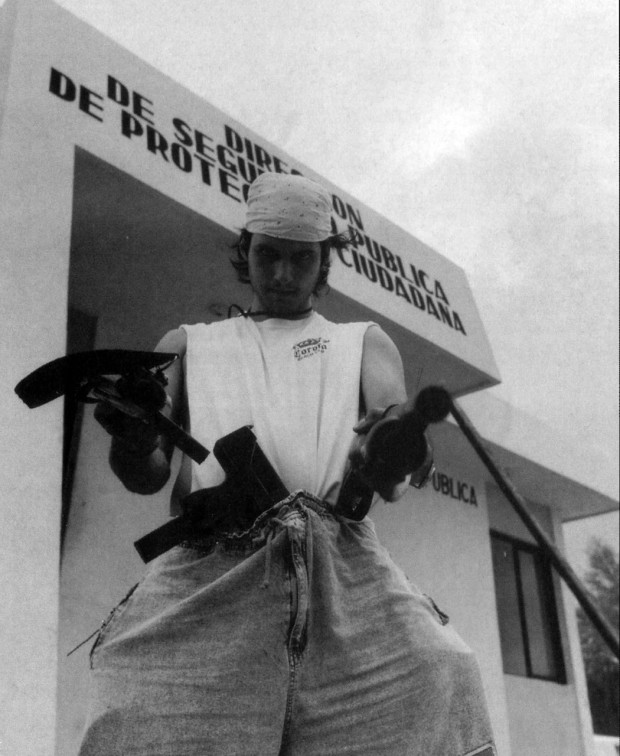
[{"left": 0, "top": 1, "right": 617, "bottom": 754}]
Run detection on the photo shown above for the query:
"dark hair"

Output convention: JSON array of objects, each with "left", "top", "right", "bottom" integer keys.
[{"left": 230, "top": 229, "right": 350, "bottom": 296}]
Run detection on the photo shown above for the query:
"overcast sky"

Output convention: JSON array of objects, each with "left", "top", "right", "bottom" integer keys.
[{"left": 51, "top": 0, "right": 619, "bottom": 563}]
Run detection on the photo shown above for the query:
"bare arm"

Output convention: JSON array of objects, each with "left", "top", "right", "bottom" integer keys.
[
  {"left": 354, "top": 325, "right": 411, "bottom": 502},
  {"left": 100, "top": 328, "right": 188, "bottom": 495},
  {"left": 360, "top": 325, "right": 407, "bottom": 413}
]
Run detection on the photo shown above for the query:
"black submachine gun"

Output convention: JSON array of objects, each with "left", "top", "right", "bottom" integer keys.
[{"left": 134, "top": 425, "right": 289, "bottom": 562}]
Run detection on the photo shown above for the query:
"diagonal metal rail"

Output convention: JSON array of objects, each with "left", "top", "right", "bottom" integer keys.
[{"left": 446, "top": 392, "right": 620, "bottom": 662}]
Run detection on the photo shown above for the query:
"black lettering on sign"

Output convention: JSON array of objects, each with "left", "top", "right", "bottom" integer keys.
[
  {"left": 431, "top": 471, "right": 478, "bottom": 506},
  {"left": 195, "top": 156, "right": 214, "bottom": 186},
  {"left": 172, "top": 117, "right": 193, "bottom": 146},
  {"left": 341, "top": 233, "right": 467, "bottom": 336},
  {"left": 332, "top": 193, "right": 365, "bottom": 231},
  {"left": 217, "top": 144, "right": 237, "bottom": 174},
  {"left": 171, "top": 143, "right": 192, "bottom": 172},
  {"left": 107, "top": 76, "right": 154, "bottom": 124},
  {"left": 107, "top": 76, "right": 130, "bottom": 107},
  {"left": 146, "top": 125, "right": 169, "bottom": 160},
  {"left": 47, "top": 68, "right": 231, "bottom": 197},
  {"left": 49, "top": 68, "right": 104, "bottom": 122},
  {"left": 238, "top": 158, "right": 259, "bottom": 183},
  {"left": 132, "top": 92, "right": 155, "bottom": 125},
  {"left": 218, "top": 124, "right": 303, "bottom": 197},
  {"left": 49, "top": 68, "right": 76, "bottom": 101},
  {"left": 78, "top": 86, "right": 104, "bottom": 122},
  {"left": 45, "top": 66, "right": 471, "bottom": 320},
  {"left": 218, "top": 169, "right": 243, "bottom": 202},
  {"left": 121, "top": 109, "right": 143, "bottom": 139}
]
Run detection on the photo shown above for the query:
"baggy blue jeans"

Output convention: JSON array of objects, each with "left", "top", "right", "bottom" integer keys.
[{"left": 79, "top": 491, "right": 496, "bottom": 755}]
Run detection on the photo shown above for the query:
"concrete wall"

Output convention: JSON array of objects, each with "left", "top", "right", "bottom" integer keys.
[
  {"left": 487, "top": 484, "right": 596, "bottom": 756},
  {"left": 593, "top": 735, "right": 620, "bottom": 756},
  {"left": 0, "top": 2, "right": 70, "bottom": 753}
]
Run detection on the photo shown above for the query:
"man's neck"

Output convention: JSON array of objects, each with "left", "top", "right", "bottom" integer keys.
[
  {"left": 248, "top": 306, "right": 314, "bottom": 322},
  {"left": 247, "top": 296, "right": 314, "bottom": 321}
]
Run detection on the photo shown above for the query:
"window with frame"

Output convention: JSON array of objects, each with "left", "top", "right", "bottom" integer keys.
[{"left": 491, "top": 530, "right": 566, "bottom": 683}]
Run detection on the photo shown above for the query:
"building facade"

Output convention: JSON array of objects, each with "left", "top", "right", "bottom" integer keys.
[{"left": 0, "top": 1, "right": 617, "bottom": 754}]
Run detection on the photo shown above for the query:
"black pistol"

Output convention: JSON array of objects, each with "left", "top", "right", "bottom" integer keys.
[{"left": 133, "top": 426, "right": 289, "bottom": 563}]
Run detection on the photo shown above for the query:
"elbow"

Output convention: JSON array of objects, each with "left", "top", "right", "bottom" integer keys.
[
  {"left": 120, "top": 469, "right": 171, "bottom": 495},
  {"left": 378, "top": 476, "right": 411, "bottom": 503}
]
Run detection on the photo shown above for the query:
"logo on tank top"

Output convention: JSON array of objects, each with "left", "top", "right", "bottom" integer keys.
[{"left": 292, "top": 337, "right": 330, "bottom": 361}]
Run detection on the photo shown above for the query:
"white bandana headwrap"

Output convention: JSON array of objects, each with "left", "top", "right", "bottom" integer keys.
[{"left": 245, "top": 172, "right": 332, "bottom": 242}]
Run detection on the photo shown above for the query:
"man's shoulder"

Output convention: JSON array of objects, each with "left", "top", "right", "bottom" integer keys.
[
  {"left": 316, "top": 313, "right": 377, "bottom": 334},
  {"left": 180, "top": 319, "right": 246, "bottom": 352},
  {"left": 182, "top": 318, "right": 240, "bottom": 334}
]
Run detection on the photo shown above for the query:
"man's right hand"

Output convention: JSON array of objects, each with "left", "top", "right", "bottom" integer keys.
[
  {"left": 94, "top": 402, "right": 162, "bottom": 456},
  {"left": 93, "top": 371, "right": 171, "bottom": 456}
]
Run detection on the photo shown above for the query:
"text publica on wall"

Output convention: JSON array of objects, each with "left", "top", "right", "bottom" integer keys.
[{"left": 48, "top": 67, "right": 468, "bottom": 337}]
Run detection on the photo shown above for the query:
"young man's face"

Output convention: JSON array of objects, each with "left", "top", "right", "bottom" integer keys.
[{"left": 248, "top": 233, "right": 323, "bottom": 316}]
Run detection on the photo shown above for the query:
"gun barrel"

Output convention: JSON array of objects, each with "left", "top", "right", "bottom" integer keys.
[{"left": 91, "top": 385, "right": 209, "bottom": 464}]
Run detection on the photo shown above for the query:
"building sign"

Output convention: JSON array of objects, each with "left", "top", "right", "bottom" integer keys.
[
  {"left": 2, "top": 0, "right": 499, "bottom": 389},
  {"left": 431, "top": 469, "right": 479, "bottom": 507},
  {"left": 337, "top": 240, "right": 467, "bottom": 335},
  {"left": 48, "top": 67, "right": 471, "bottom": 338},
  {"left": 48, "top": 69, "right": 293, "bottom": 206}
]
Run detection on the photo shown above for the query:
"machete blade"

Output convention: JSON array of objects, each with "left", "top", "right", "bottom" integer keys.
[{"left": 15, "top": 349, "right": 178, "bottom": 408}]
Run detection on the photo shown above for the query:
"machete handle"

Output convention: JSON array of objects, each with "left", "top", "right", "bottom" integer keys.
[{"left": 14, "top": 349, "right": 179, "bottom": 408}]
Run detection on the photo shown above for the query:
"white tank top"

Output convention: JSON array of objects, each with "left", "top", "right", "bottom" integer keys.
[{"left": 181, "top": 312, "right": 373, "bottom": 503}]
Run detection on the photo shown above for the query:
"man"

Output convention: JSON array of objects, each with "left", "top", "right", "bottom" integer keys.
[{"left": 81, "top": 172, "right": 496, "bottom": 755}]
